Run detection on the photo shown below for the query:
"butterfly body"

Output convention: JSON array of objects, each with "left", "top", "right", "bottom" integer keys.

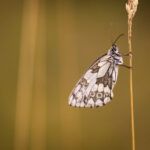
[{"left": 69, "top": 44, "right": 123, "bottom": 108}]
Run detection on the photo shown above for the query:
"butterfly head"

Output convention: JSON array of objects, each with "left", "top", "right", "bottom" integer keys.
[
  {"left": 107, "top": 44, "right": 123, "bottom": 65},
  {"left": 107, "top": 33, "right": 124, "bottom": 57},
  {"left": 108, "top": 44, "right": 120, "bottom": 56}
]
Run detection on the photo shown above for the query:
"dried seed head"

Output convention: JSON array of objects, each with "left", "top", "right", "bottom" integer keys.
[{"left": 126, "top": 0, "right": 138, "bottom": 19}]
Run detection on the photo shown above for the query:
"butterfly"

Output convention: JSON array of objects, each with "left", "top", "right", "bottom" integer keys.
[{"left": 68, "top": 34, "right": 131, "bottom": 108}]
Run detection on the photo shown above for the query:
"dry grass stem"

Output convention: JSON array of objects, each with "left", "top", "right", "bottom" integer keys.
[{"left": 125, "top": 1, "right": 138, "bottom": 150}]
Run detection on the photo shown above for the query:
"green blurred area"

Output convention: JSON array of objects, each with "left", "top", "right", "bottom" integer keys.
[{"left": 0, "top": 0, "right": 150, "bottom": 150}]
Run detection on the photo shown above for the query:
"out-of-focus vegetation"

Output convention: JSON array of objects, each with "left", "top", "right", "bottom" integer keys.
[{"left": 0, "top": 0, "right": 150, "bottom": 150}]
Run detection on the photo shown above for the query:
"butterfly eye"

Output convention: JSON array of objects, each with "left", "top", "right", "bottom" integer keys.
[
  {"left": 111, "top": 44, "right": 117, "bottom": 52},
  {"left": 112, "top": 47, "right": 116, "bottom": 52}
]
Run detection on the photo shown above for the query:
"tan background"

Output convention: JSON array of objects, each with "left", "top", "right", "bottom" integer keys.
[{"left": 0, "top": 0, "right": 150, "bottom": 150}]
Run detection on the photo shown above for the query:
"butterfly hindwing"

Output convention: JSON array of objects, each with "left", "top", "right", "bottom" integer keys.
[{"left": 69, "top": 54, "right": 119, "bottom": 108}]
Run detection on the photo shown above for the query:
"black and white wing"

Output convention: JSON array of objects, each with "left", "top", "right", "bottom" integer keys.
[{"left": 68, "top": 54, "right": 119, "bottom": 108}]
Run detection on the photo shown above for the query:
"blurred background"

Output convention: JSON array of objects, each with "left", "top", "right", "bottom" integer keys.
[{"left": 0, "top": 0, "right": 150, "bottom": 150}]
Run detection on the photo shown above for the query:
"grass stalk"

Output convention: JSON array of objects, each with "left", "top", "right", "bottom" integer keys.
[{"left": 125, "top": 1, "right": 138, "bottom": 150}]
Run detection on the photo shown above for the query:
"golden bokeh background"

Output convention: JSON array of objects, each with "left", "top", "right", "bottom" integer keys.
[{"left": 0, "top": 0, "right": 150, "bottom": 150}]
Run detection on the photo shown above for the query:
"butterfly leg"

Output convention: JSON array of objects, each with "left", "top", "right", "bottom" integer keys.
[
  {"left": 121, "top": 52, "right": 133, "bottom": 56},
  {"left": 120, "top": 52, "right": 133, "bottom": 69},
  {"left": 120, "top": 64, "right": 132, "bottom": 69}
]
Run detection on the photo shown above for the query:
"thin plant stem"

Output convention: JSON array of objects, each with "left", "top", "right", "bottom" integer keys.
[
  {"left": 128, "top": 18, "right": 135, "bottom": 150},
  {"left": 125, "top": 1, "right": 138, "bottom": 150}
]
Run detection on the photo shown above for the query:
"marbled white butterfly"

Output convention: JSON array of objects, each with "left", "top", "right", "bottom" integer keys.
[{"left": 68, "top": 34, "right": 131, "bottom": 108}]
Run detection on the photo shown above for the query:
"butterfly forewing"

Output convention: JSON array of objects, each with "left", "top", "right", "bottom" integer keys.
[{"left": 69, "top": 53, "right": 119, "bottom": 108}]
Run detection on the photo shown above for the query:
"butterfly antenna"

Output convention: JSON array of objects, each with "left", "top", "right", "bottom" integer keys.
[{"left": 112, "top": 33, "right": 124, "bottom": 45}]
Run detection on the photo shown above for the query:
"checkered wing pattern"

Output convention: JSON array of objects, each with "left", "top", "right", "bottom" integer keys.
[{"left": 69, "top": 54, "right": 119, "bottom": 108}]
